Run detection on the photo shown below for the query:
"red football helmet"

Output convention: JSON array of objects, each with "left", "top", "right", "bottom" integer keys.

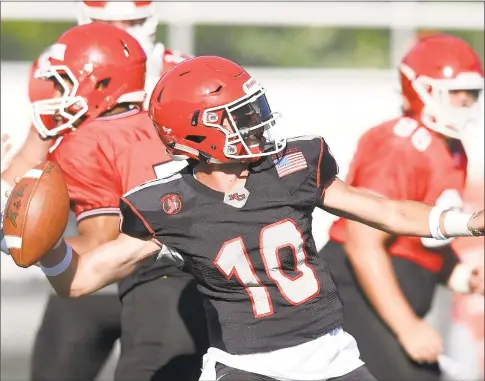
[
  {"left": 400, "top": 34, "right": 484, "bottom": 139},
  {"left": 149, "top": 56, "right": 286, "bottom": 164},
  {"left": 77, "top": 1, "right": 158, "bottom": 51},
  {"left": 32, "top": 22, "right": 147, "bottom": 138}
]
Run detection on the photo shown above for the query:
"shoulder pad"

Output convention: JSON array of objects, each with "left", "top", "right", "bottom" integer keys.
[
  {"left": 268, "top": 136, "right": 338, "bottom": 197},
  {"left": 286, "top": 135, "right": 339, "bottom": 190},
  {"left": 285, "top": 135, "right": 335, "bottom": 169},
  {"left": 391, "top": 117, "right": 433, "bottom": 152},
  {"left": 119, "top": 196, "right": 154, "bottom": 238},
  {"left": 123, "top": 173, "right": 183, "bottom": 198},
  {"left": 120, "top": 173, "right": 186, "bottom": 238},
  {"left": 153, "top": 160, "right": 189, "bottom": 180},
  {"left": 52, "top": 122, "right": 106, "bottom": 156}
]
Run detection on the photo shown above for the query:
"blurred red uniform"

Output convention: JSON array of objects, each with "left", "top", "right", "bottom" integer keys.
[{"left": 330, "top": 116, "right": 467, "bottom": 272}]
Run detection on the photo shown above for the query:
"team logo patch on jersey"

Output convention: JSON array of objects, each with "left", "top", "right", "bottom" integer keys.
[
  {"left": 273, "top": 149, "right": 307, "bottom": 178},
  {"left": 161, "top": 193, "right": 183, "bottom": 215},
  {"left": 223, "top": 186, "right": 250, "bottom": 209}
]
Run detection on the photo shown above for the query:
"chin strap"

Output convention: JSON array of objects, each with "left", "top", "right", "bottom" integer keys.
[{"left": 167, "top": 142, "right": 226, "bottom": 164}]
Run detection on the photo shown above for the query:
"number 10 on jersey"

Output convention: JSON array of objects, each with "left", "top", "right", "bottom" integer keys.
[{"left": 214, "top": 219, "right": 320, "bottom": 318}]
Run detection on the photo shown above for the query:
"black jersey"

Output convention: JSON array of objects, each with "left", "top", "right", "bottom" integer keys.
[{"left": 119, "top": 136, "right": 342, "bottom": 355}]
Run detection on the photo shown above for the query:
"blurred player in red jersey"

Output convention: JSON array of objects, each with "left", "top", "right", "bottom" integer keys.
[
  {"left": 1, "top": 17, "right": 205, "bottom": 381},
  {"left": 320, "top": 34, "right": 485, "bottom": 381},
  {"left": 1, "top": 0, "right": 189, "bottom": 186}
]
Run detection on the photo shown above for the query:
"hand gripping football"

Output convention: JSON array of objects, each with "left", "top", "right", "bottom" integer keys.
[{"left": 2, "top": 161, "right": 70, "bottom": 267}]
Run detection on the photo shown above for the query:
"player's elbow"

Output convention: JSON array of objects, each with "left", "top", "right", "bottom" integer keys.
[
  {"left": 50, "top": 281, "right": 93, "bottom": 298},
  {"left": 50, "top": 269, "right": 104, "bottom": 298},
  {"left": 64, "top": 284, "right": 93, "bottom": 298},
  {"left": 65, "top": 274, "right": 108, "bottom": 298},
  {"left": 344, "top": 223, "right": 390, "bottom": 269}
]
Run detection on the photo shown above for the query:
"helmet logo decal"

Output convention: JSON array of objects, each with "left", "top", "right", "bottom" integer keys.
[
  {"left": 225, "top": 145, "right": 237, "bottom": 155},
  {"left": 242, "top": 77, "right": 261, "bottom": 95},
  {"left": 206, "top": 112, "right": 218, "bottom": 123}
]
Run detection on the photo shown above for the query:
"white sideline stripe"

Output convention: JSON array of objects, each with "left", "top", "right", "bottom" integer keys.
[
  {"left": 4, "top": 236, "right": 22, "bottom": 249},
  {"left": 22, "top": 169, "right": 42, "bottom": 179}
]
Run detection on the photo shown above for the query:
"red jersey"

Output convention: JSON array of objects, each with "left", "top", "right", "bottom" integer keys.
[
  {"left": 329, "top": 116, "right": 467, "bottom": 272},
  {"left": 48, "top": 109, "right": 173, "bottom": 222}
]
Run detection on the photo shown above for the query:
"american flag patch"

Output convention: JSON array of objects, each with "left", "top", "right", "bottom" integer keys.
[{"left": 274, "top": 150, "right": 307, "bottom": 177}]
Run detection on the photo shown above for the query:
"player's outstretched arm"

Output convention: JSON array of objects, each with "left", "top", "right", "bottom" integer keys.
[
  {"left": 39, "top": 233, "right": 160, "bottom": 298},
  {"left": 320, "top": 177, "right": 484, "bottom": 238}
]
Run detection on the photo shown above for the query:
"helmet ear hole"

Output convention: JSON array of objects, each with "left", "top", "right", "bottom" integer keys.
[
  {"left": 96, "top": 78, "right": 111, "bottom": 91},
  {"left": 185, "top": 135, "right": 206, "bottom": 144}
]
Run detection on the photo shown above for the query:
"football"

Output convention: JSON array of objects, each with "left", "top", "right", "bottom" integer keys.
[{"left": 2, "top": 161, "right": 70, "bottom": 267}]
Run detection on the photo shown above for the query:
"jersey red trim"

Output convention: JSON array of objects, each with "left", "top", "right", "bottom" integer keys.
[
  {"left": 77, "top": 207, "right": 120, "bottom": 222},
  {"left": 120, "top": 196, "right": 156, "bottom": 236},
  {"left": 316, "top": 137, "right": 325, "bottom": 189}
]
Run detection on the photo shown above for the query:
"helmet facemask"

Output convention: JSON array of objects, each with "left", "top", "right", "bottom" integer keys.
[
  {"left": 32, "top": 65, "right": 88, "bottom": 139},
  {"left": 203, "top": 86, "right": 286, "bottom": 162},
  {"left": 401, "top": 63, "right": 484, "bottom": 139}
]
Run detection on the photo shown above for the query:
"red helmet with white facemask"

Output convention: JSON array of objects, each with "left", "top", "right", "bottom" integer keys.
[
  {"left": 32, "top": 22, "right": 147, "bottom": 138},
  {"left": 149, "top": 56, "right": 286, "bottom": 164},
  {"left": 400, "top": 34, "right": 484, "bottom": 139},
  {"left": 77, "top": 1, "right": 158, "bottom": 54}
]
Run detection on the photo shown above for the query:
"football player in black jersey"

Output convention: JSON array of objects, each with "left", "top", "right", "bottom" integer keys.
[{"left": 8, "top": 56, "right": 485, "bottom": 381}]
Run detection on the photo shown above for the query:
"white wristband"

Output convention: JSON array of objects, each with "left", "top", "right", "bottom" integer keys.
[
  {"left": 443, "top": 210, "right": 474, "bottom": 237},
  {"left": 448, "top": 264, "right": 473, "bottom": 294},
  {"left": 40, "top": 244, "right": 72, "bottom": 277},
  {"left": 52, "top": 237, "right": 63, "bottom": 250},
  {"left": 429, "top": 206, "right": 449, "bottom": 240}
]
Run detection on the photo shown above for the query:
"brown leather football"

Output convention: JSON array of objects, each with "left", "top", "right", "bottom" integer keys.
[{"left": 2, "top": 161, "right": 70, "bottom": 267}]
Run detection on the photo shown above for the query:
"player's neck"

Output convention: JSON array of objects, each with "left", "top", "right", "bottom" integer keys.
[{"left": 193, "top": 162, "right": 249, "bottom": 193}]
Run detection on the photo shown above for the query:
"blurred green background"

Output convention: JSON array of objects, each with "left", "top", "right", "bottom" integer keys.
[{"left": 1, "top": 21, "right": 483, "bottom": 68}]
